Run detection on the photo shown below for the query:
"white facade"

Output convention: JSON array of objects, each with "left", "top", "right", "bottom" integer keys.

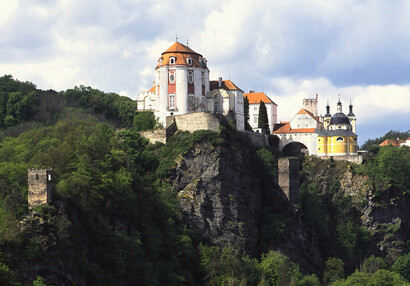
[
  {"left": 244, "top": 92, "right": 277, "bottom": 133},
  {"left": 138, "top": 42, "right": 246, "bottom": 131},
  {"left": 273, "top": 108, "right": 321, "bottom": 155},
  {"left": 207, "top": 81, "right": 245, "bottom": 131}
]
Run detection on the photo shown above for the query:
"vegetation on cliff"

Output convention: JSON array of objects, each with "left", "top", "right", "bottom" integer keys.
[{"left": 0, "top": 76, "right": 408, "bottom": 285}]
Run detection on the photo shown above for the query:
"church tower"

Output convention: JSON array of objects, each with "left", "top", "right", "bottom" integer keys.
[
  {"left": 348, "top": 101, "right": 356, "bottom": 133},
  {"left": 154, "top": 42, "right": 210, "bottom": 126}
]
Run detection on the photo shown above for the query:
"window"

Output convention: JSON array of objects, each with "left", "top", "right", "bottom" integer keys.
[
  {"left": 48, "top": 174, "right": 52, "bottom": 181},
  {"left": 36, "top": 174, "right": 39, "bottom": 180},
  {"left": 254, "top": 116, "right": 258, "bottom": 124},
  {"left": 170, "top": 57, "right": 176, "bottom": 64},
  {"left": 338, "top": 126, "right": 342, "bottom": 129},
  {"left": 319, "top": 139, "right": 321, "bottom": 142},
  {"left": 187, "top": 57, "right": 192, "bottom": 65},
  {"left": 201, "top": 72, "right": 205, "bottom": 85},
  {"left": 354, "top": 137, "right": 357, "bottom": 141},
  {"left": 169, "top": 73, "right": 175, "bottom": 83},
  {"left": 336, "top": 137, "right": 344, "bottom": 142},
  {"left": 254, "top": 107, "right": 257, "bottom": 111},
  {"left": 188, "top": 72, "right": 194, "bottom": 84},
  {"left": 169, "top": 94, "right": 175, "bottom": 109}
]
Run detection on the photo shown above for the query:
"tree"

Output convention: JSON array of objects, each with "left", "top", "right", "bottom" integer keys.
[
  {"left": 258, "top": 100, "right": 270, "bottom": 134},
  {"left": 244, "top": 96, "right": 252, "bottom": 130},
  {"left": 323, "top": 257, "right": 345, "bottom": 284}
]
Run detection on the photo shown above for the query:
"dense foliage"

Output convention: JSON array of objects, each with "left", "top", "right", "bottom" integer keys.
[
  {"left": 0, "top": 76, "right": 408, "bottom": 285},
  {"left": 360, "top": 130, "right": 409, "bottom": 150}
]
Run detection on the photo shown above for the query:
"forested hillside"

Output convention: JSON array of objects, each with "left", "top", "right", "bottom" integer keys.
[{"left": 0, "top": 75, "right": 409, "bottom": 285}]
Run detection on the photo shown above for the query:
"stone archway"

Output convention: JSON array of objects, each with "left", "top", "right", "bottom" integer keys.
[{"left": 282, "top": 142, "right": 309, "bottom": 157}]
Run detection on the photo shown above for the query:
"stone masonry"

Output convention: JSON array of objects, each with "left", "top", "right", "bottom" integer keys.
[
  {"left": 28, "top": 169, "right": 53, "bottom": 208},
  {"left": 278, "top": 158, "right": 300, "bottom": 204}
]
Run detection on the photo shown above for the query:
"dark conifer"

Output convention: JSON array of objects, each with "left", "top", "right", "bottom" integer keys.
[{"left": 258, "top": 100, "right": 270, "bottom": 134}]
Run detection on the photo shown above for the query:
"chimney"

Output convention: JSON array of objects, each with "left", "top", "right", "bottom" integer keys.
[
  {"left": 218, "top": 77, "right": 222, "bottom": 88},
  {"left": 249, "top": 90, "right": 255, "bottom": 93}
]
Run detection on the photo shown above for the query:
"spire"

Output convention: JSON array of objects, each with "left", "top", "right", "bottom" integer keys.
[
  {"left": 325, "top": 100, "right": 331, "bottom": 116},
  {"left": 348, "top": 100, "right": 355, "bottom": 116},
  {"left": 336, "top": 95, "right": 343, "bottom": 113}
]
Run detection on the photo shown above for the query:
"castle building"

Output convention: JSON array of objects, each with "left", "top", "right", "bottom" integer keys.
[
  {"left": 137, "top": 41, "right": 245, "bottom": 131},
  {"left": 273, "top": 96, "right": 358, "bottom": 158},
  {"left": 316, "top": 99, "right": 358, "bottom": 156},
  {"left": 208, "top": 78, "right": 245, "bottom": 131},
  {"left": 28, "top": 169, "right": 53, "bottom": 208},
  {"left": 244, "top": 91, "right": 277, "bottom": 133}
]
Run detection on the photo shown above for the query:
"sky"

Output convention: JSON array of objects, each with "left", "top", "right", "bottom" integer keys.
[{"left": 0, "top": 0, "right": 409, "bottom": 145}]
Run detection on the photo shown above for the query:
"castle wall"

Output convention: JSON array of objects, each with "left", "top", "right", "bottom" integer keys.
[
  {"left": 28, "top": 169, "right": 53, "bottom": 208},
  {"left": 243, "top": 131, "right": 269, "bottom": 148},
  {"left": 139, "top": 129, "right": 167, "bottom": 144},
  {"left": 167, "top": 112, "right": 221, "bottom": 133}
]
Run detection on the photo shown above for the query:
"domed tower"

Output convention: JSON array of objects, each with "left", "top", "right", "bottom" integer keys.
[
  {"left": 154, "top": 41, "right": 210, "bottom": 126},
  {"left": 317, "top": 97, "right": 358, "bottom": 156},
  {"left": 323, "top": 100, "right": 332, "bottom": 130},
  {"left": 328, "top": 98, "right": 352, "bottom": 131},
  {"left": 348, "top": 100, "right": 356, "bottom": 133}
]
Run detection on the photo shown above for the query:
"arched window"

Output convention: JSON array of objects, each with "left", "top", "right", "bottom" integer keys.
[
  {"left": 170, "top": 57, "right": 176, "bottom": 64},
  {"left": 35, "top": 174, "right": 39, "bottom": 180},
  {"left": 336, "top": 137, "right": 344, "bottom": 142}
]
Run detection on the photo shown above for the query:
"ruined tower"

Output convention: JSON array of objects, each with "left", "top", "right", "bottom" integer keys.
[
  {"left": 278, "top": 158, "right": 300, "bottom": 204},
  {"left": 28, "top": 169, "right": 53, "bottom": 208}
]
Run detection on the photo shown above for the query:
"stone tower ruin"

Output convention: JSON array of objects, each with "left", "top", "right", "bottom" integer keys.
[
  {"left": 28, "top": 169, "right": 53, "bottom": 208},
  {"left": 277, "top": 158, "right": 300, "bottom": 204}
]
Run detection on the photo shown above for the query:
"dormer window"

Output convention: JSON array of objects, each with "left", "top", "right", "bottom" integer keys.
[
  {"left": 187, "top": 57, "right": 192, "bottom": 65},
  {"left": 170, "top": 57, "right": 176, "bottom": 64}
]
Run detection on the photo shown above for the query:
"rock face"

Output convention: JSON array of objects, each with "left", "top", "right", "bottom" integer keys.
[
  {"left": 172, "top": 142, "right": 263, "bottom": 254},
  {"left": 304, "top": 157, "right": 410, "bottom": 263},
  {"left": 170, "top": 141, "right": 324, "bottom": 274}
]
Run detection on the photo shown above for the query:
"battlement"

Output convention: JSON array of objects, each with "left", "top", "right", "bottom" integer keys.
[{"left": 28, "top": 169, "right": 53, "bottom": 209}]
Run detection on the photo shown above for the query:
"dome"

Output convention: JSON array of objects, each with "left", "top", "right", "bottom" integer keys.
[
  {"left": 156, "top": 42, "right": 207, "bottom": 68},
  {"left": 329, "top": 112, "right": 351, "bottom": 125}
]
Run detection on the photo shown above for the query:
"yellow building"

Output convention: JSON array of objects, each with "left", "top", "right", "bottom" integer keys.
[{"left": 317, "top": 99, "right": 358, "bottom": 156}]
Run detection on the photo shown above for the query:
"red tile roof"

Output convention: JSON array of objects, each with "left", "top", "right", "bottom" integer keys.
[
  {"left": 272, "top": 123, "right": 316, "bottom": 134},
  {"left": 148, "top": 86, "right": 156, "bottom": 93},
  {"left": 156, "top": 42, "right": 205, "bottom": 68},
  {"left": 379, "top": 139, "right": 406, "bottom": 146},
  {"left": 289, "top": 128, "right": 316, "bottom": 133},
  {"left": 273, "top": 122, "right": 291, "bottom": 133},
  {"left": 210, "top": 80, "right": 243, "bottom": 92},
  {"left": 244, "top": 92, "right": 277, "bottom": 105},
  {"left": 296, "top": 108, "right": 320, "bottom": 122}
]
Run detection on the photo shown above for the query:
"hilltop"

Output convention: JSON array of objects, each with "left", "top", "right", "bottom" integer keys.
[{"left": 0, "top": 75, "right": 409, "bottom": 285}]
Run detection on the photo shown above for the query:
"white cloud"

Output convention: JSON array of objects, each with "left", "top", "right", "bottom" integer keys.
[{"left": 0, "top": 0, "right": 409, "bottom": 141}]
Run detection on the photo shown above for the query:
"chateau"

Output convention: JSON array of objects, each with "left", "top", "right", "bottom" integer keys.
[
  {"left": 137, "top": 42, "right": 245, "bottom": 131},
  {"left": 273, "top": 95, "right": 359, "bottom": 161},
  {"left": 138, "top": 41, "right": 361, "bottom": 162}
]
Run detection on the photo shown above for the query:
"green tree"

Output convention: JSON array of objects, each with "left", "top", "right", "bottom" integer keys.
[
  {"left": 258, "top": 100, "right": 270, "bottom": 134},
  {"left": 391, "top": 253, "right": 410, "bottom": 281},
  {"left": 323, "top": 257, "right": 345, "bottom": 284},
  {"left": 244, "top": 96, "right": 252, "bottom": 130}
]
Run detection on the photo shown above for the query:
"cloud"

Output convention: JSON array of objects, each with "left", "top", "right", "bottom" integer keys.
[{"left": 0, "top": 0, "right": 409, "bottom": 143}]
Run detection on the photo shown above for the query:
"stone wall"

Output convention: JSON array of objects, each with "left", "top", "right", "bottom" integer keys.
[
  {"left": 277, "top": 158, "right": 300, "bottom": 204},
  {"left": 319, "top": 154, "right": 363, "bottom": 164},
  {"left": 139, "top": 129, "right": 167, "bottom": 144},
  {"left": 243, "top": 131, "right": 268, "bottom": 148},
  {"left": 28, "top": 169, "right": 53, "bottom": 208},
  {"left": 167, "top": 112, "right": 221, "bottom": 133}
]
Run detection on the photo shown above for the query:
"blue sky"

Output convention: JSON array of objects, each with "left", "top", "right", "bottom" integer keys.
[{"left": 0, "top": 0, "right": 409, "bottom": 145}]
